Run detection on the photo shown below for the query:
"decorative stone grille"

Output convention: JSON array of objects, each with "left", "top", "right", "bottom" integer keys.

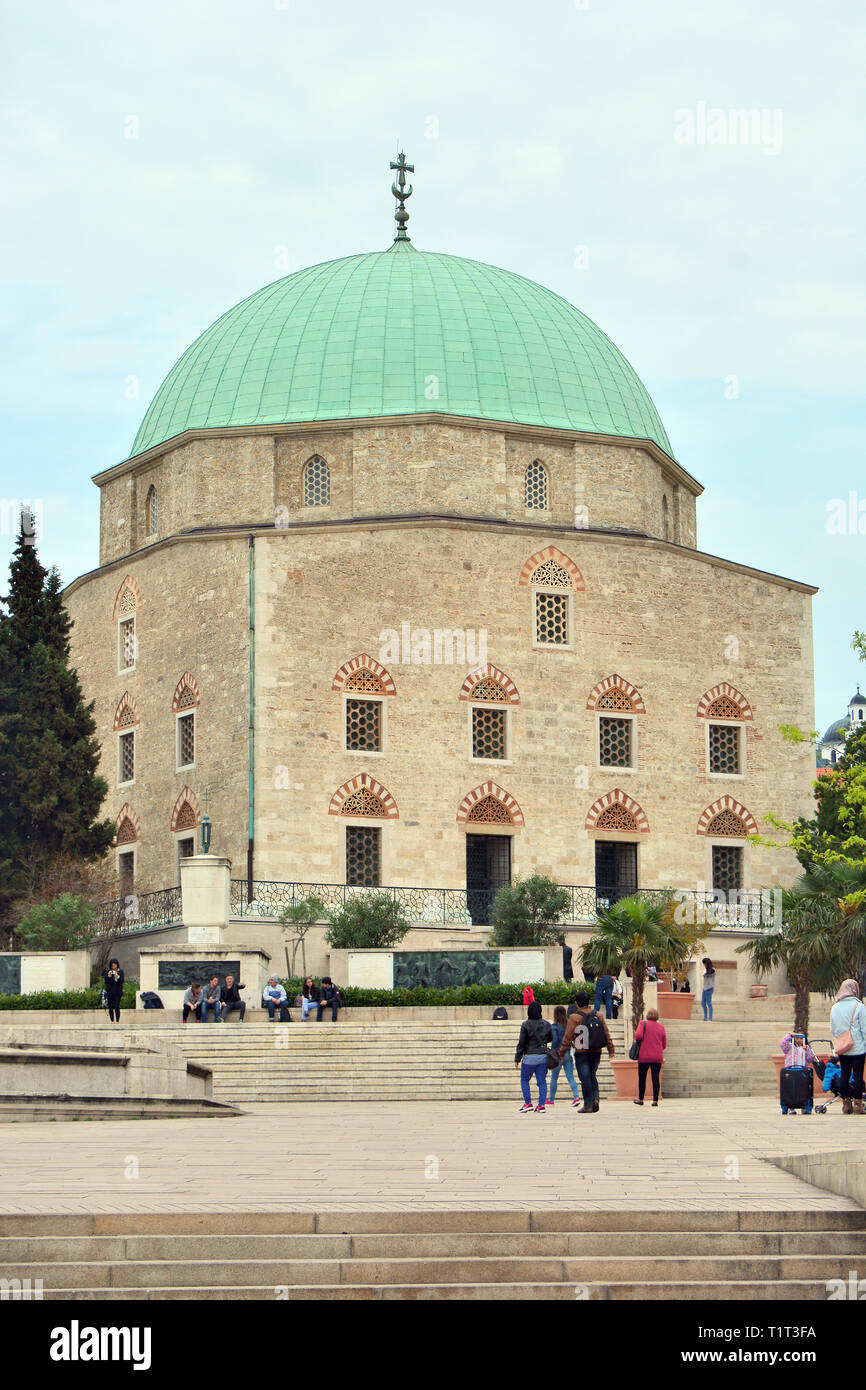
[
  {"left": 116, "top": 703, "right": 136, "bottom": 729},
  {"left": 466, "top": 795, "right": 512, "bottom": 824},
  {"left": 344, "top": 669, "right": 385, "bottom": 695},
  {"left": 116, "top": 817, "right": 138, "bottom": 845},
  {"left": 303, "top": 455, "right": 331, "bottom": 507},
  {"left": 174, "top": 802, "right": 198, "bottom": 831},
  {"left": 709, "top": 723, "right": 741, "bottom": 775},
  {"left": 346, "top": 825, "right": 380, "bottom": 885},
  {"left": 472, "top": 706, "right": 506, "bottom": 759},
  {"left": 470, "top": 678, "right": 508, "bottom": 703},
  {"left": 597, "top": 689, "right": 634, "bottom": 712},
  {"left": 599, "top": 716, "right": 632, "bottom": 767},
  {"left": 706, "top": 695, "right": 743, "bottom": 720},
  {"left": 535, "top": 590, "right": 569, "bottom": 645},
  {"left": 712, "top": 844, "right": 743, "bottom": 892},
  {"left": 524, "top": 459, "right": 548, "bottom": 510},
  {"left": 595, "top": 803, "right": 638, "bottom": 831},
  {"left": 346, "top": 699, "right": 381, "bottom": 752},
  {"left": 176, "top": 686, "right": 196, "bottom": 711},
  {"left": 119, "top": 731, "right": 135, "bottom": 783},
  {"left": 532, "top": 559, "right": 572, "bottom": 589},
  {"left": 341, "top": 787, "right": 387, "bottom": 817},
  {"left": 706, "top": 810, "right": 748, "bottom": 837},
  {"left": 118, "top": 588, "right": 137, "bottom": 616}
]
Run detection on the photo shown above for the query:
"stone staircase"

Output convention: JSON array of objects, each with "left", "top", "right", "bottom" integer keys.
[
  {"left": 170, "top": 1019, "right": 625, "bottom": 1104},
  {"left": 3, "top": 1210, "right": 864, "bottom": 1299}
]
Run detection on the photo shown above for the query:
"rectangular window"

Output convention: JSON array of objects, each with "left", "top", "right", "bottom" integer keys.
[
  {"left": 709, "top": 723, "right": 742, "bottom": 775},
  {"left": 176, "top": 836, "right": 195, "bottom": 881},
  {"left": 177, "top": 712, "right": 195, "bottom": 769},
  {"left": 118, "top": 730, "right": 135, "bottom": 784},
  {"left": 346, "top": 825, "right": 380, "bottom": 886},
  {"left": 535, "top": 591, "right": 569, "bottom": 645},
  {"left": 119, "top": 616, "right": 136, "bottom": 671},
  {"left": 599, "top": 716, "right": 632, "bottom": 768},
  {"left": 712, "top": 844, "right": 743, "bottom": 893},
  {"left": 472, "top": 705, "right": 507, "bottom": 760},
  {"left": 118, "top": 851, "right": 134, "bottom": 898},
  {"left": 346, "top": 698, "right": 381, "bottom": 752}
]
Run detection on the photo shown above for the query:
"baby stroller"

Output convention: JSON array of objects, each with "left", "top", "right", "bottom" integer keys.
[{"left": 813, "top": 1044, "right": 842, "bottom": 1114}]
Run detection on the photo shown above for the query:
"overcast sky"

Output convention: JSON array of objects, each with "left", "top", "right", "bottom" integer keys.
[{"left": 1, "top": 0, "right": 863, "bottom": 734}]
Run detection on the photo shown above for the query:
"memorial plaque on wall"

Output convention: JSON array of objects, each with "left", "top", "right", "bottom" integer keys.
[
  {"left": 0, "top": 956, "right": 22, "bottom": 995},
  {"left": 158, "top": 960, "right": 241, "bottom": 990},
  {"left": 393, "top": 951, "right": 499, "bottom": 989}
]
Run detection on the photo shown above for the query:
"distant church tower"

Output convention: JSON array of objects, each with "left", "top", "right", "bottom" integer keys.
[{"left": 818, "top": 687, "right": 866, "bottom": 766}]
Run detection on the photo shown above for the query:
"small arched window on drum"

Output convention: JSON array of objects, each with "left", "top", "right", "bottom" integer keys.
[
  {"left": 146, "top": 486, "right": 158, "bottom": 536},
  {"left": 524, "top": 459, "right": 548, "bottom": 511},
  {"left": 303, "top": 455, "right": 331, "bottom": 507}
]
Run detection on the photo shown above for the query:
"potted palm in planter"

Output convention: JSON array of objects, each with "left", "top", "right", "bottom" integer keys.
[{"left": 582, "top": 896, "right": 690, "bottom": 1100}]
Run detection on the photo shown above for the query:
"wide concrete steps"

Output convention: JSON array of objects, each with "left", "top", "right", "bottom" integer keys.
[
  {"left": 170, "top": 1022, "right": 625, "bottom": 1103},
  {"left": 5, "top": 1211, "right": 864, "bottom": 1300}
]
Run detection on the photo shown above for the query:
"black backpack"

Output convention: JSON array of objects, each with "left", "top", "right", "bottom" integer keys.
[
  {"left": 140, "top": 991, "right": 164, "bottom": 1010},
  {"left": 576, "top": 1009, "right": 606, "bottom": 1051},
  {"left": 492, "top": 1006, "right": 508, "bottom": 1020}
]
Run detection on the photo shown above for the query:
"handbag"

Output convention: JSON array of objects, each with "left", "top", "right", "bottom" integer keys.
[
  {"left": 835, "top": 1001, "right": 863, "bottom": 1056},
  {"left": 545, "top": 1047, "right": 561, "bottom": 1071},
  {"left": 628, "top": 1022, "right": 643, "bottom": 1062}
]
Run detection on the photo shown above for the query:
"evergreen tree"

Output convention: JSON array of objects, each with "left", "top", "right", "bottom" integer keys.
[{"left": 0, "top": 511, "right": 113, "bottom": 914}]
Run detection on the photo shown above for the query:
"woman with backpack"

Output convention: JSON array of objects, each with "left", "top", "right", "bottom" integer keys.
[
  {"left": 547, "top": 1004, "right": 580, "bottom": 1107},
  {"left": 514, "top": 1001, "right": 553, "bottom": 1113},
  {"left": 632, "top": 1007, "right": 667, "bottom": 1106},
  {"left": 700, "top": 957, "right": 716, "bottom": 1021},
  {"left": 830, "top": 979, "right": 866, "bottom": 1115},
  {"left": 557, "top": 990, "right": 616, "bottom": 1113}
]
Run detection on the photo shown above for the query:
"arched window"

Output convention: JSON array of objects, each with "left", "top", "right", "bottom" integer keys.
[
  {"left": 303, "top": 455, "right": 331, "bottom": 507},
  {"left": 146, "top": 486, "right": 158, "bottom": 535},
  {"left": 662, "top": 493, "right": 670, "bottom": 541},
  {"left": 524, "top": 459, "right": 549, "bottom": 510},
  {"left": 519, "top": 547, "right": 584, "bottom": 649}
]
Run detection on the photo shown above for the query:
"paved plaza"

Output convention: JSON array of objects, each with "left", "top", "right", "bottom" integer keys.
[{"left": 0, "top": 1099, "right": 862, "bottom": 1215}]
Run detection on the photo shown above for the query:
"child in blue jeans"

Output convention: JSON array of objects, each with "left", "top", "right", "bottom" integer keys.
[{"left": 514, "top": 1001, "right": 553, "bottom": 1112}]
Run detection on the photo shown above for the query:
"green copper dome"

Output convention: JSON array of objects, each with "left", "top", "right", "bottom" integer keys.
[{"left": 131, "top": 242, "right": 673, "bottom": 458}]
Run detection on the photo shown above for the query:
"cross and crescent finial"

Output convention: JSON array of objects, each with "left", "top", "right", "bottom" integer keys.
[{"left": 390, "top": 150, "right": 414, "bottom": 242}]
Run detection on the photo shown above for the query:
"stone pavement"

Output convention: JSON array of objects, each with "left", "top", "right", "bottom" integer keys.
[{"left": 0, "top": 1099, "right": 862, "bottom": 1214}]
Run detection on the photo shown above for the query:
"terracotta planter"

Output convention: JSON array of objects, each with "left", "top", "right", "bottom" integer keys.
[
  {"left": 656, "top": 989, "right": 695, "bottom": 1021},
  {"left": 611, "top": 1058, "right": 664, "bottom": 1101},
  {"left": 657, "top": 972, "right": 673, "bottom": 992},
  {"left": 772, "top": 1052, "right": 828, "bottom": 1091},
  {"left": 750, "top": 985, "right": 768, "bottom": 999}
]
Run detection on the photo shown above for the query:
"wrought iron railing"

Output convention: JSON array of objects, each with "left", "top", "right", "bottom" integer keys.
[
  {"left": 228, "top": 880, "right": 774, "bottom": 930},
  {"left": 93, "top": 886, "right": 183, "bottom": 936}
]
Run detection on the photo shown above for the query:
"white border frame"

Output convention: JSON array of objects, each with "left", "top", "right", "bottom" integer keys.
[
  {"left": 341, "top": 819, "right": 387, "bottom": 887},
  {"left": 176, "top": 709, "right": 196, "bottom": 772},
  {"left": 343, "top": 693, "right": 386, "bottom": 757},
  {"left": 596, "top": 711, "right": 637, "bottom": 773},
  {"left": 118, "top": 615, "right": 136, "bottom": 675},
  {"left": 532, "top": 587, "right": 574, "bottom": 652},
  {"left": 468, "top": 702, "right": 512, "bottom": 765},
  {"left": 706, "top": 719, "right": 745, "bottom": 779},
  {"left": 117, "top": 729, "right": 135, "bottom": 788}
]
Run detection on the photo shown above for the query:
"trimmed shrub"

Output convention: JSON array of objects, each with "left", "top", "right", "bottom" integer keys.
[
  {"left": 0, "top": 982, "right": 138, "bottom": 1011},
  {"left": 278, "top": 978, "right": 594, "bottom": 1008}
]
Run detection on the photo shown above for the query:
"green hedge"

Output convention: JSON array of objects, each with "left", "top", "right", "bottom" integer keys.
[
  {"left": 0, "top": 983, "right": 138, "bottom": 1011},
  {"left": 278, "top": 978, "right": 594, "bottom": 1008}
]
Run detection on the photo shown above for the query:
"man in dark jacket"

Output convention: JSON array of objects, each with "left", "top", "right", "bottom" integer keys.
[
  {"left": 316, "top": 978, "right": 343, "bottom": 1022},
  {"left": 557, "top": 991, "right": 615, "bottom": 1114},
  {"left": 219, "top": 974, "right": 246, "bottom": 1022},
  {"left": 561, "top": 938, "right": 574, "bottom": 982}
]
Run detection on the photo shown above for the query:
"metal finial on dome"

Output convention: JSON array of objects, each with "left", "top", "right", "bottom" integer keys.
[{"left": 390, "top": 150, "right": 414, "bottom": 242}]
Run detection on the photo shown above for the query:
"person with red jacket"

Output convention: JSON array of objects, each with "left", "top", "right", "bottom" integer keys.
[{"left": 633, "top": 1008, "right": 666, "bottom": 1106}]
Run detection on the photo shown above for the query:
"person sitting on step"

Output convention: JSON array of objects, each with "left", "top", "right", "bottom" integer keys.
[
  {"left": 263, "top": 976, "right": 290, "bottom": 1022},
  {"left": 300, "top": 977, "right": 320, "bottom": 1021},
  {"left": 201, "top": 975, "right": 222, "bottom": 1023},
  {"left": 316, "top": 977, "right": 342, "bottom": 1021},
  {"left": 219, "top": 974, "right": 246, "bottom": 1023},
  {"left": 182, "top": 981, "right": 203, "bottom": 1023}
]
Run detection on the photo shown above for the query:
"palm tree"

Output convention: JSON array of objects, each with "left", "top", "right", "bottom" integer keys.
[
  {"left": 582, "top": 896, "right": 690, "bottom": 1034},
  {"left": 735, "top": 888, "right": 845, "bottom": 1034},
  {"left": 795, "top": 862, "right": 866, "bottom": 984}
]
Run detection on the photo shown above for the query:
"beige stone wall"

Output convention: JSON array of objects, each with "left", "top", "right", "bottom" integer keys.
[
  {"left": 95, "top": 418, "right": 700, "bottom": 565},
  {"left": 253, "top": 517, "right": 814, "bottom": 895},
  {"left": 65, "top": 535, "right": 251, "bottom": 893}
]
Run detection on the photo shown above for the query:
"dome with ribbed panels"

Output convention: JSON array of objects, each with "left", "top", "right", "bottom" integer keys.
[{"left": 131, "top": 240, "right": 674, "bottom": 459}]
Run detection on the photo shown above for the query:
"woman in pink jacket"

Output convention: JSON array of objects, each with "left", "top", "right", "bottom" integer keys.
[{"left": 633, "top": 1008, "right": 667, "bottom": 1106}]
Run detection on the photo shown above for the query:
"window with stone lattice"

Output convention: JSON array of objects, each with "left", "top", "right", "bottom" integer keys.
[
  {"left": 346, "top": 825, "right": 380, "bottom": 886},
  {"left": 118, "top": 731, "right": 135, "bottom": 784}
]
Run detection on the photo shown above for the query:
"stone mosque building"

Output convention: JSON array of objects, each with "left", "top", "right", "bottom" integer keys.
[{"left": 64, "top": 157, "right": 818, "bottom": 924}]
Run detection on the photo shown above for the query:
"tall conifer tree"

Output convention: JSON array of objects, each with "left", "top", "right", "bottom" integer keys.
[{"left": 0, "top": 511, "right": 113, "bottom": 914}]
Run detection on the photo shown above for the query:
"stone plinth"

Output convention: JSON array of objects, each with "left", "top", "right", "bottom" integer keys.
[
  {"left": 137, "top": 945, "right": 271, "bottom": 1012},
  {"left": 0, "top": 951, "right": 90, "bottom": 996},
  {"left": 180, "top": 855, "right": 231, "bottom": 943}
]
